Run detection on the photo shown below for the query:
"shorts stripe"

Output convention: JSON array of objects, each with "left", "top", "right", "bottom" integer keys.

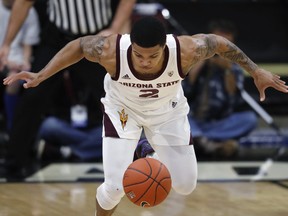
[{"left": 103, "top": 111, "right": 119, "bottom": 138}]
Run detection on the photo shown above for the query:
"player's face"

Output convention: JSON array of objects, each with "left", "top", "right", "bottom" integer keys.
[{"left": 131, "top": 43, "right": 165, "bottom": 72}]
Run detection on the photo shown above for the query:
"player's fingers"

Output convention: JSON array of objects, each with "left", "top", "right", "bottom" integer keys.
[
  {"left": 259, "top": 89, "right": 266, "bottom": 102},
  {"left": 273, "top": 76, "right": 286, "bottom": 86},
  {"left": 3, "top": 76, "right": 13, "bottom": 85},
  {"left": 23, "top": 83, "right": 29, "bottom": 89},
  {"left": 272, "top": 77, "right": 288, "bottom": 91},
  {"left": 274, "top": 79, "right": 285, "bottom": 85},
  {"left": 22, "top": 78, "right": 39, "bottom": 88},
  {"left": 23, "top": 82, "right": 37, "bottom": 89},
  {"left": 3, "top": 72, "right": 26, "bottom": 85},
  {"left": 3, "top": 77, "right": 18, "bottom": 85},
  {"left": 273, "top": 83, "right": 288, "bottom": 93}
]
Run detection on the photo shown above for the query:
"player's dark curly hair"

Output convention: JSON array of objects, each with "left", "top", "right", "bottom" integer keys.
[{"left": 130, "top": 16, "right": 166, "bottom": 48}]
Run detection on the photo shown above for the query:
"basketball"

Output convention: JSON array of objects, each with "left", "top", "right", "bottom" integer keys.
[{"left": 123, "top": 158, "right": 172, "bottom": 207}]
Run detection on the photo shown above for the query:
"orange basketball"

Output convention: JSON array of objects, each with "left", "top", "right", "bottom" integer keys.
[{"left": 123, "top": 158, "right": 172, "bottom": 207}]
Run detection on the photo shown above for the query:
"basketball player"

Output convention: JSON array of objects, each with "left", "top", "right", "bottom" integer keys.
[{"left": 3, "top": 17, "right": 288, "bottom": 215}]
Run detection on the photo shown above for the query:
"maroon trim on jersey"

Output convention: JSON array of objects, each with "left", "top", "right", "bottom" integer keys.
[
  {"left": 103, "top": 111, "right": 119, "bottom": 138},
  {"left": 173, "top": 35, "right": 185, "bottom": 79},
  {"left": 127, "top": 45, "right": 169, "bottom": 81},
  {"left": 112, "top": 34, "right": 122, "bottom": 81}
]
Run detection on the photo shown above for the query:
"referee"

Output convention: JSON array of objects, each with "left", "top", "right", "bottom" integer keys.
[{"left": 0, "top": 0, "right": 135, "bottom": 178}]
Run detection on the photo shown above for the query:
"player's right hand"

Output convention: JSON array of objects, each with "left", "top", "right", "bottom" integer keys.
[{"left": 3, "top": 71, "right": 40, "bottom": 88}]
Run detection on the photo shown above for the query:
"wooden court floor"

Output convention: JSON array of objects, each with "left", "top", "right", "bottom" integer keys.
[{"left": 0, "top": 181, "right": 288, "bottom": 216}]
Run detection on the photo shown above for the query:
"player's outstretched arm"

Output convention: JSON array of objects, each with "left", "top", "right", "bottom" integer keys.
[
  {"left": 3, "top": 35, "right": 107, "bottom": 88},
  {"left": 3, "top": 38, "right": 84, "bottom": 88},
  {"left": 189, "top": 34, "right": 288, "bottom": 101}
]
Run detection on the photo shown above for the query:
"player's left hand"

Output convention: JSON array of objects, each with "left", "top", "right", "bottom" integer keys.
[{"left": 253, "top": 68, "right": 288, "bottom": 101}]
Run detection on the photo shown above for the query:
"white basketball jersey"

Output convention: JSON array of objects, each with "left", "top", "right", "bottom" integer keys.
[{"left": 102, "top": 34, "right": 188, "bottom": 114}]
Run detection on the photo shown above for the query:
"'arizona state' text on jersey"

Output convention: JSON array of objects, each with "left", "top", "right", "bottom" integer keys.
[{"left": 102, "top": 34, "right": 189, "bottom": 115}]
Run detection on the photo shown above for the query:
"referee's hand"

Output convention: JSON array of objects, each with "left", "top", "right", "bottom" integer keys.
[{"left": 0, "top": 45, "right": 10, "bottom": 71}]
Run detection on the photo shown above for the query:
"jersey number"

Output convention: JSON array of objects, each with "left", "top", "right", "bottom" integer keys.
[{"left": 139, "top": 89, "right": 159, "bottom": 98}]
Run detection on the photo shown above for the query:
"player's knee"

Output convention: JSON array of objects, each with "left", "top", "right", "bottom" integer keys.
[
  {"left": 173, "top": 180, "right": 197, "bottom": 195},
  {"left": 96, "top": 182, "right": 125, "bottom": 210},
  {"left": 173, "top": 175, "right": 197, "bottom": 195}
]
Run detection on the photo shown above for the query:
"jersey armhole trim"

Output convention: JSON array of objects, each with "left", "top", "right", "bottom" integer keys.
[
  {"left": 173, "top": 35, "right": 185, "bottom": 79},
  {"left": 112, "top": 34, "right": 122, "bottom": 81}
]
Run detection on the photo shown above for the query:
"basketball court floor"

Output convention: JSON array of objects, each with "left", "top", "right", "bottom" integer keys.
[
  {"left": 0, "top": 110, "right": 287, "bottom": 216},
  {"left": 0, "top": 160, "right": 288, "bottom": 216},
  {"left": 0, "top": 116, "right": 287, "bottom": 215}
]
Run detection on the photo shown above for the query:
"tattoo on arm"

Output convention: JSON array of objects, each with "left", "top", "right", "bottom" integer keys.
[
  {"left": 80, "top": 36, "right": 106, "bottom": 62},
  {"left": 193, "top": 34, "right": 258, "bottom": 73},
  {"left": 193, "top": 34, "right": 217, "bottom": 63},
  {"left": 218, "top": 38, "right": 258, "bottom": 73},
  {"left": 203, "top": 35, "right": 218, "bottom": 57}
]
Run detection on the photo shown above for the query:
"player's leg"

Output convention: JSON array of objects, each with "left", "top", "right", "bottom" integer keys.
[
  {"left": 144, "top": 108, "right": 197, "bottom": 195},
  {"left": 135, "top": 139, "right": 197, "bottom": 194},
  {"left": 97, "top": 100, "right": 144, "bottom": 215},
  {"left": 95, "top": 198, "right": 117, "bottom": 216},
  {"left": 95, "top": 137, "right": 139, "bottom": 215},
  {"left": 153, "top": 144, "right": 197, "bottom": 195}
]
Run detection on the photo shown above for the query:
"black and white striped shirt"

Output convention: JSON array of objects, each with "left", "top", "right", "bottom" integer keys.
[{"left": 47, "top": 0, "right": 113, "bottom": 36}]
